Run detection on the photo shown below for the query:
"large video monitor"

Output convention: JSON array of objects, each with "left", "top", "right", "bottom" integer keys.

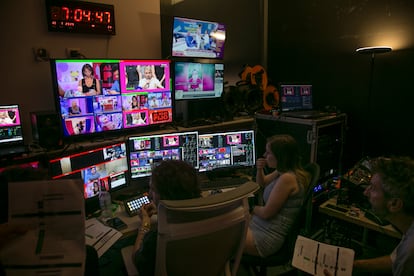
[
  {"left": 174, "top": 61, "right": 224, "bottom": 100},
  {"left": 198, "top": 130, "right": 256, "bottom": 173},
  {"left": 127, "top": 131, "right": 199, "bottom": 179},
  {"left": 50, "top": 59, "right": 173, "bottom": 141},
  {"left": 49, "top": 142, "right": 128, "bottom": 199},
  {"left": 172, "top": 17, "right": 226, "bottom": 59}
]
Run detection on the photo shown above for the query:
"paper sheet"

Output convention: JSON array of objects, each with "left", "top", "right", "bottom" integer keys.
[
  {"left": 292, "top": 235, "right": 355, "bottom": 276},
  {"left": 85, "top": 217, "right": 122, "bottom": 257},
  {"left": 0, "top": 179, "right": 86, "bottom": 276}
]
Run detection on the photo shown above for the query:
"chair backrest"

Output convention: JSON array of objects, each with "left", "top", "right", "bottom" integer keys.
[
  {"left": 302, "top": 162, "right": 321, "bottom": 236},
  {"left": 155, "top": 181, "right": 260, "bottom": 276}
]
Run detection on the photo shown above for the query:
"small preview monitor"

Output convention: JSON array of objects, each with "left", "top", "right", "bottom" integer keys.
[
  {"left": 0, "top": 104, "right": 25, "bottom": 157},
  {"left": 172, "top": 17, "right": 226, "bottom": 59},
  {"left": 127, "top": 131, "right": 199, "bottom": 179},
  {"left": 0, "top": 104, "right": 23, "bottom": 145},
  {"left": 174, "top": 61, "right": 224, "bottom": 100},
  {"left": 49, "top": 142, "right": 128, "bottom": 199},
  {"left": 198, "top": 130, "right": 256, "bottom": 172}
]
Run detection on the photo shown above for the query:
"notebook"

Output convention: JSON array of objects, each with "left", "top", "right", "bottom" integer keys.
[{"left": 278, "top": 84, "right": 328, "bottom": 119}]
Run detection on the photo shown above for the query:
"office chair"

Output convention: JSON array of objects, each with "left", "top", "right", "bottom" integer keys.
[
  {"left": 121, "top": 181, "right": 259, "bottom": 276},
  {"left": 241, "top": 162, "right": 321, "bottom": 276}
]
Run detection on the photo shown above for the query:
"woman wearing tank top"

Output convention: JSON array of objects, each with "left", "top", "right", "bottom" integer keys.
[{"left": 244, "top": 134, "right": 310, "bottom": 257}]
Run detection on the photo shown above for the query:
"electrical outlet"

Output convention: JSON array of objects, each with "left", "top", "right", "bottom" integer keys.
[
  {"left": 66, "top": 48, "right": 81, "bottom": 58},
  {"left": 33, "top": 47, "right": 49, "bottom": 62}
]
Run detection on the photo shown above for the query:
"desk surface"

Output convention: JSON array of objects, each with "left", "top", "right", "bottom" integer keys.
[{"left": 319, "top": 197, "right": 402, "bottom": 239}]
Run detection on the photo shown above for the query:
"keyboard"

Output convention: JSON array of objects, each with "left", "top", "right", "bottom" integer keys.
[{"left": 200, "top": 176, "right": 251, "bottom": 190}]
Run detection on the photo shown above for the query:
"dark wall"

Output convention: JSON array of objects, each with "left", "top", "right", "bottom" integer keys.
[{"left": 267, "top": 0, "right": 414, "bottom": 169}]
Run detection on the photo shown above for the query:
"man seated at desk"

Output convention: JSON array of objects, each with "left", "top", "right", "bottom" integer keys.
[{"left": 324, "top": 156, "right": 414, "bottom": 276}]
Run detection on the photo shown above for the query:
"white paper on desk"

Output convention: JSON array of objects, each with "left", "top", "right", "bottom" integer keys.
[
  {"left": 292, "top": 235, "right": 355, "bottom": 276},
  {"left": 0, "top": 179, "right": 86, "bottom": 276},
  {"left": 85, "top": 218, "right": 122, "bottom": 257}
]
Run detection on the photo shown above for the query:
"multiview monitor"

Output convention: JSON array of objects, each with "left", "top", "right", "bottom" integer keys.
[
  {"left": 172, "top": 16, "right": 226, "bottom": 59},
  {"left": 50, "top": 59, "right": 173, "bottom": 141},
  {"left": 127, "top": 131, "right": 199, "bottom": 179},
  {"left": 198, "top": 130, "right": 256, "bottom": 173},
  {"left": 49, "top": 142, "right": 128, "bottom": 199}
]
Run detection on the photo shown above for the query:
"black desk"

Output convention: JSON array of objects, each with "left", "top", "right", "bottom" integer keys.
[{"left": 318, "top": 197, "right": 401, "bottom": 244}]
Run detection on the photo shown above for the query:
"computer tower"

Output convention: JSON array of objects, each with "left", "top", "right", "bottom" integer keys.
[
  {"left": 255, "top": 113, "right": 347, "bottom": 182},
  {"left": 30, "top": 111, "right": 63, "bottom": 150}
]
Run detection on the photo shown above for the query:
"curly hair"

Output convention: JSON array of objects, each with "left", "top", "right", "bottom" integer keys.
[
  {"left": 150, "top": 160, "right": 201, "bottom": 201},
  {"left": 370, "top": 156, "right": 414, "bottom": 214}
]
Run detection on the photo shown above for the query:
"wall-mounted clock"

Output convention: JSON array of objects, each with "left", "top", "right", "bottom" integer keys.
[{"left": 45, "top": 0, "right": 116, "bottom": 35}]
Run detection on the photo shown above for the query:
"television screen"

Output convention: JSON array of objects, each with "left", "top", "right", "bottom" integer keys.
[
  {"left": 198, "top": 130, "right": 256, "bottom": 173},
  {"left": 0, "top": 104, "right": 23, "bottom": 145},
  {"left": 49, "top": 142, "right": 128, "bottom": 199},
  {"left": 50, "top": 59, "right": 173, "bottom": 140},
  {"left": 172, "top": 17, "right": 226, "bottom": 59},
  {"left": 127, "top": 131, "right": 199, "bottom": 179},
  {"left": 174, "top": 61, "right": 224, "bottom": 100}
]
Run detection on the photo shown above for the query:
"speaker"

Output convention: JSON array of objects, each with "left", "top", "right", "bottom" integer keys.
[{"left": 30, "top": 111, "right": 63, "bottom": 150}]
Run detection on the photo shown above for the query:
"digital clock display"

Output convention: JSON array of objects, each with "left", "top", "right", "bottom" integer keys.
[{"left": 45, "top": 0, "right": 116, "bottom": 35}]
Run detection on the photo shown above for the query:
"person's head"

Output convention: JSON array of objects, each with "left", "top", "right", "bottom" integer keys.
[
  {"left": 144, "top": 66, "right": 152, "bottom": 80},
  {"left": 81, "top": 64, "right": 94, "bottom": 77},
  {"left": 90, "top": 166, "right": 97, "bottom": 174},
  {"left": 264, "top": 134, "right": 302, "bottom": 172},
  {"left": 71, "top": 100, "right": 78, "bottom": 107},
  {"left": 132, "top": 96, "right": 138, "bottom": 103},
  {"left": 191, "top": 69, "right": 199, "bottom": 79},
  {"left": 112, "top": 65, "right": 119, "bottom": 80},
  {"left": 364, "top": 156, "right": 414, "bottom": 218},
  {"left": 149, "top": 160, "right": 201, "bottom": 205},
  {"left": 93, "top": 181, "right": 99, "bottom": 191}
]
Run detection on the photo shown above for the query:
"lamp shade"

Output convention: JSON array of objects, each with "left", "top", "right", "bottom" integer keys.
[{"left": 356, "top": 46, "right": 392, "bottom": 55}]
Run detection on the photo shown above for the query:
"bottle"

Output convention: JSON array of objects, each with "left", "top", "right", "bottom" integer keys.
[{"left": 99, "top": 190, "right": 113, "bottom": 220}]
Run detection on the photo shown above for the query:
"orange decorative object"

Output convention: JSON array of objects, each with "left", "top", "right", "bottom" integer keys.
[{"left": 263, "top": 84, "right": 279, "bottom": 111}]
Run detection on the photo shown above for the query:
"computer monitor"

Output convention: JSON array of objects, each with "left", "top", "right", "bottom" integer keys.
[
  {"left": 198, "top": 129, "right": 256, "bottom": 173},
  {"left": 278, "top": 84, "right": 313, "bottom": 112},
  {"left": 0, "top": 104, "right": 25, "bottom": 156},
  {"left": 49, "top": 142, "right": 128, "bottom": 199},
  {"left": 127, "top": 131, "right": 199, "bottom": 179},
  {"left": 174, "top": 60, "right": 224, "bottom": 100}
]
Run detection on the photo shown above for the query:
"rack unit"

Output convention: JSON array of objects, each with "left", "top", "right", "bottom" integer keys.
[{"left": 254, "top": 113, "right": 347, "bottom": 181}]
